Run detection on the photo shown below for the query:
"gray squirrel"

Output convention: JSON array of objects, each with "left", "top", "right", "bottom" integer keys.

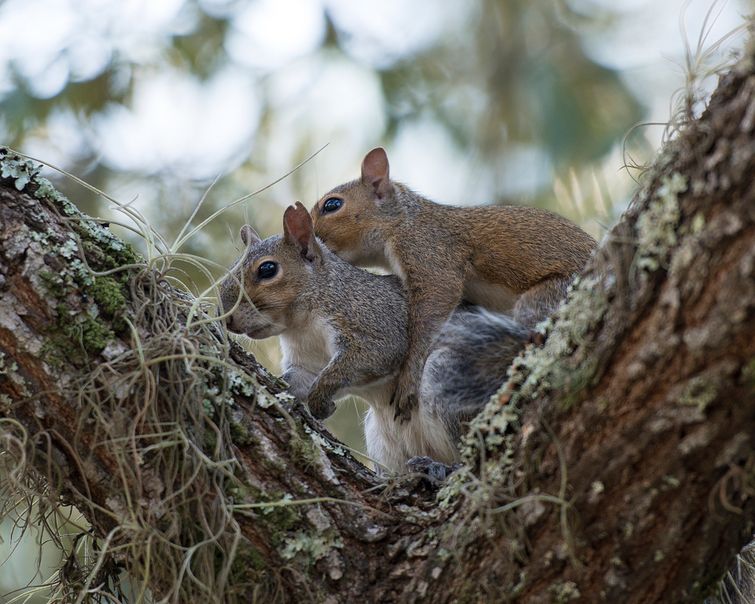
[{"left": 219, "top": 202, "right": 528, "bottom": 475}]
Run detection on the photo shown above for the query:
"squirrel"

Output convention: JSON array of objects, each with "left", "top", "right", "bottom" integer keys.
[
  {"left": 310, "top": 147, "right": 597, "bottom": 419},
  {"left": 219, "top": 202, "right": 528, "bottom": 475}
]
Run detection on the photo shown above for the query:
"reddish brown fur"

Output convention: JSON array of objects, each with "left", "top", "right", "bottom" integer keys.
[{"left": 310, "top": 148, "right": 597, "bottom": 418}]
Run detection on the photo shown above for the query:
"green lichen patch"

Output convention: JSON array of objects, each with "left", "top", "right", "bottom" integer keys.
[
  {"left": 57, "top": 304, "right": 115, "bottom": 356},
  {"left": 550, "top": 580, "right": 581, "bottom": 603},
  {"left": 498, "top": 273, "right": 610, "bottom": 416},
  {"left": 677, "top": 374, "right": 719, "bottom": 413},
  {"left": 280, "top": 529, "right": 343, "bottom": 565},
  {"left": 462, "top": 397, "right": 520, "bottom": 464},
  {"left": 228, "top": 412, "right": 255, "bottom": 447},
  {"left": 303, "top": 423, "right": 346, "bottom": 457},
  {"left": 1, "top": 150, "right": 142, "bottom": 364},
  {"left": 256, "top": 495, "right": 303, "bottom": 538},
  {"left": 0, "top": 147, "right": 141, "bottom": 273},
  {"left": 0, "top": 149, "right": 40, "bottom": 191},
  {"left": 40, "top": 270, "right": 125, "bottom": 363},
  {"left": 634, "top": 172, "right": 688, "bottom": 272}
]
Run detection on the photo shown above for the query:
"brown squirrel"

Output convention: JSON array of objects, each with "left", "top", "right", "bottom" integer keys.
[
  {"left": 219, "top": 202, "right": 528, "bottom": 475},
  {"left": 311, "top": 147, "right": 597, "bottom": 419}
]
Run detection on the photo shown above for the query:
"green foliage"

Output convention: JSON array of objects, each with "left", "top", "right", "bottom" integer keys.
[
  {"left": 0, "top": 0, "right": 643, "bottom": 238},
  {"left": 380, "top": 1, "right": 644, "bottom": 167}
]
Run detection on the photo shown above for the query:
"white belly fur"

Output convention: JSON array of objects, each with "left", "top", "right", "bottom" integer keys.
[
  {"left": 280, "top": 316, "right": 335, "bottom": 376},
  {"left": 364, "top": 403, "right": 458, "bottom": 474},
  {"left": 281, "top": 315, "right": 458, "bottom": 475}
]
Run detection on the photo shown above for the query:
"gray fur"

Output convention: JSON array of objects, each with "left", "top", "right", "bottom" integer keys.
[
  {"left": 220, "top": 227, "right": 528, "bottom": 474},
  {"left": 421, "top": 308, "right": 530, "bottom": 442}
]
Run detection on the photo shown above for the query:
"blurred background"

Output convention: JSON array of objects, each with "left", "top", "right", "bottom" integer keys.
[{"left": 0, "top": 0, "right": 752, "bottom": 599}]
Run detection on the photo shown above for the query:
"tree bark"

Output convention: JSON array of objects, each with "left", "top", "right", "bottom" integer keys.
[{"left": 1, "top": 54, "right": 754, "bottom": 603}]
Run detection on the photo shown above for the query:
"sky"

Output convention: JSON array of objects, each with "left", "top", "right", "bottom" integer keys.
[{"left": 0, "top": 0, "right": 750, "bottom": 222}]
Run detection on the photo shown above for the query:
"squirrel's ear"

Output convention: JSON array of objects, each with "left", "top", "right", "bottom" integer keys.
[
  {"left": 361, "top": 147, "right": 391, "bottom": 199},
  {"left": 239, "top": 224, "right": 261, "bottom": 247},
  {"left": 283, "top": 202, "right": 320, "bottom": 262}
]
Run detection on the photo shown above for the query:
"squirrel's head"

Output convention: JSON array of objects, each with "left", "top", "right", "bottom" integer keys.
[
  {"left": 220, "top": 202, "right": 323, "bottom": 339},
  {"left": 311, "top": 147, "right": 396, "bottom": 265}
]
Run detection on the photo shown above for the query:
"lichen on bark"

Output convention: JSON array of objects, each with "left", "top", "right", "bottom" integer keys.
[{"left": 0, "top": 49, "right": 754, "bottom": 603}]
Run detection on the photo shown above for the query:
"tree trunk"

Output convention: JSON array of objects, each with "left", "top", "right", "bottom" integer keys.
[{"left": 1, "top": 54, "right": 754, "bottom": 603}]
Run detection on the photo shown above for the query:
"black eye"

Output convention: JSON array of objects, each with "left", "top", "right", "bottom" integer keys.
[
  {"left": 257, "top": 261, "right": 278, "bottom": 280},
  {"left": 322, "top": 197, "right": 343, "bottom": 214}
]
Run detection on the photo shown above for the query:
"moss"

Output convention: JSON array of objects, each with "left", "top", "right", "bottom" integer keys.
[
  {"left": 32, "top": 212, "right": 132, "bottom": 362},
  {"left": 40, "top": 336, "right": 78, "bottom": 369},
  {"left": 39, "top": 270, "right": 66, "bottom": 299},
  {"left": 244, "top": 490, "right": 302, "bottom": 537},
  {"left": 232, "top": 490, "right": 343, "bottom": 568},
  {"left": 265, "top": 505, "right": 301, "bottom": 535},
  {"left": 89, "top": 276, "right": 128, "bottom": 333},
  {"left": 290, "top": 432, "right": 321, "bottom": 467},
  {"left": 226, "top": 484, "right": 303, "bottom": 540},
  {"left": 62, "top": 310, "right": 115, "bottom": 355},
  {"left": 202, "top": 427, "right": 218, "bottom": 452},
  {"left": 90, "top": 277, "right": 126, "bottom": 316},
  {"left": 228, "top": 415, "right": 255, "bottom": 447}
]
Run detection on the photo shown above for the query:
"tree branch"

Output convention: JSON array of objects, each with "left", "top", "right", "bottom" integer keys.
[{"left": 1, "top": 52, "right": 754, "bottom": 603}]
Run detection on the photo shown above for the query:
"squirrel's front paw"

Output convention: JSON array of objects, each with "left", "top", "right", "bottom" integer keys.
[{"left": 307, "top": 391, "right": 336, "bottom": 420}]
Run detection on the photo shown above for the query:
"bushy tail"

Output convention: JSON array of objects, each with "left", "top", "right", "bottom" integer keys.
[{"left": 421, "top": 307, "right": 529, "bottom": 442}]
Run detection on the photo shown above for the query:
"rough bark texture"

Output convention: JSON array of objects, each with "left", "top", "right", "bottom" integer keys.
[{"left": 1, "top": 54, "right": 754, "bottom": 603}]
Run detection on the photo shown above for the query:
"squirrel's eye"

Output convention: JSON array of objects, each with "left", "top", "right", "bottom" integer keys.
[
  {"left": 322, "top": 197, "right": 343, "bottom": 214},
  {"left": 257, "top": 261, "right": 278, "bottom": 280}
]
